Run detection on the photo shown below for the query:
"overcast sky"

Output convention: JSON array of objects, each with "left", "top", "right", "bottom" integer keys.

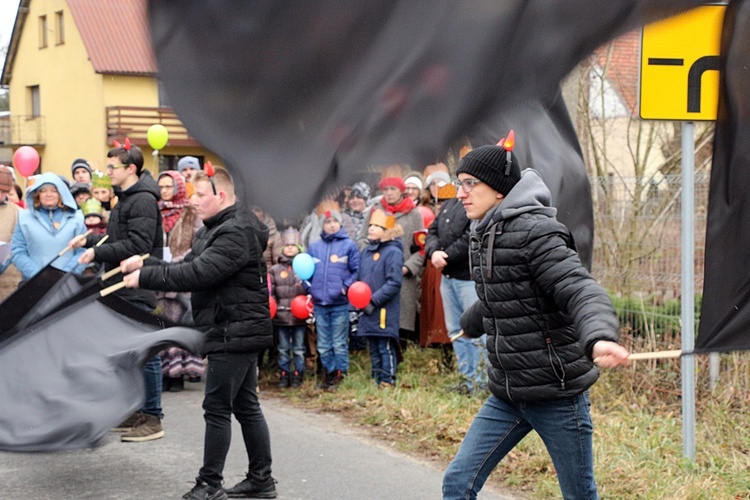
[{"left": 1, "top": 1, "right": 21, "bottom": 75}]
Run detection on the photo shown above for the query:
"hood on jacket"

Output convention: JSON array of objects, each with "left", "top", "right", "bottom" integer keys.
[
  {"left": 25, "top": 172, "right": 78, "bottom": 211},
  {"left": 114, "top": 169, "right": 162, "bottom": 202},
  {"left": 474, "top": 169, "right": 557, "bottom": 235}
]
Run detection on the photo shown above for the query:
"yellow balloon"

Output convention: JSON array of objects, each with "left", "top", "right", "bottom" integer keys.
[{"left": 147, "top": 124, "right": 169, "bottom": 150}]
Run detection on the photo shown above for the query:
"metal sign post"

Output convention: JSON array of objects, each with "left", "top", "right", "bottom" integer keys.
[{"left": 681, "top": 122, "right": 696, "bottom": 461}]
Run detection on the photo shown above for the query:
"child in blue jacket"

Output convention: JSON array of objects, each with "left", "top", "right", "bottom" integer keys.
[
  {"left": 356, "top": 209, "right": 404, "bottom": 388},
  {"left": 305, "top": 201, "right": 360, "bottom": 389}
]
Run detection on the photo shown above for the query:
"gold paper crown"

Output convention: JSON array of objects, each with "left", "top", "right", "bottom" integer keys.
[
  {"left": 315, "top": 197, "right": 341, "bottom": 216},
  {"left": 370, "top": 208, "right": 396, "bottom": 229},
  {"left": 436, "top": 183, "right": 457, "bottom": 200}
]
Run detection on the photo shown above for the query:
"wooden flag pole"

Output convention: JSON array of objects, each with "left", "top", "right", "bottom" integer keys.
[
  {"left": 95, "top": 235, "right": 109, "bottom": 247},
  {"left": 628, "top": 349, "right": 682, "bottom": 360},
  {"left": 100, "top": 281, "right": 127, "bottom": 297},
  {"left": 58, "top": 229, "right": 93, "bottom": 256},
  {"left": 100, "top": 253, "right": 150, "bottom": 281},
  {"left": 449, "top": 330, "right": 464, "bottom": 342}
]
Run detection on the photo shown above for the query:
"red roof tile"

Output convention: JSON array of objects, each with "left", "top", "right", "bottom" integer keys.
[
  {"left": 67, "top": 0, "right": 157, "bottom": 76},
  {"left": 595, "top": 29, "right": 641, "bottom": 115}
]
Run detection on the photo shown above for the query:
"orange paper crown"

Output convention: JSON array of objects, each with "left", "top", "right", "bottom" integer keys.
[{"left": 370, "top": 208, "right": 396, "bottom": 229}]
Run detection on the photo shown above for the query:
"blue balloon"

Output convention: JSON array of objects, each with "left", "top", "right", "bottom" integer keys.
[{"left": 292, "top": 253, "right": 315, "bottom": 280}]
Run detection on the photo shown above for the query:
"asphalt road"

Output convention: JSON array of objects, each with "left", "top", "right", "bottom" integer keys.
[{"left": 0, "top": 381, "right": 516, "bottom": 499}]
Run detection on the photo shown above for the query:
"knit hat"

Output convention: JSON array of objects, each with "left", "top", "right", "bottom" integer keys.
[
  {"left": 81, "top": 198, "right": 103, "bottom": 219},
  {"left": 455, "top": 144, "right": 521, "bottom": 196},
  {"left": 349, "top": 181, "right": 371, "bottom": 201},
  {"left": 91, "top": 170, "right": 112, "bottom": 190},
  {"left": 403, "top": 171, "right": 425, "bottom": 191},
  {"left": 0, "top": 169, "right": 13, "bottom": 192},
  {"left": 71, "top": 158, "right": 92, "bottom": 177},
  {"left": 379, "top": 177, "right": 406, "bottom": 193},
  {"left": 281, "top": 227, "right": 301, "bottom": 246},
  {"left": 177, "top": 156, "right": 200, "bottom": 172},
  {"left": 316, "top": 198, "right": 343, "bottom": 224},
  {"left": 70, "top": 182, "right": 92, "bottom": 197}
]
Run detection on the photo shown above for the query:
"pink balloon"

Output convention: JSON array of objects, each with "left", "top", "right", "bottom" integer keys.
[
  {"left": 13, "top": 146, "right": 40, "bottom": 178},
  {"left": 347, "top": 281, "right": 372, "bottom": 309}
]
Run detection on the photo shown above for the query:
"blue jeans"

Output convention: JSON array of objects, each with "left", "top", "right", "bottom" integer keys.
[
  {"left": 131, "top": 300, "right": 163, "bottom": 419},
  {"left": 276, "top": 325, "right": 306, "bottom": 374},
  {"left": 443, "top": 393, "right": 598, "bottom": 500},
  {"left": 200, "top": 351, "right": 272, "bottom": 487},
  {"left": 367, "top": 336, "right": 398, "bottom": 385},
  {"left": 440, "top": 276, "right": 488, "bottom": 391},
  {"left": 141, "top": 355, "right": 163, "bottom": 418},
  {"left": 314, "top": 303, "right": 350, "bottom": 373}
]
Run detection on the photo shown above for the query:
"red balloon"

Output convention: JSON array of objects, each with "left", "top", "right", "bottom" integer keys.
[
  {"left": 418, "top": 205, "right": 435, "bottom": 229},
  {"left": 269, "top": 296, "right": 277, "bottom": 318},
  {"left": 290, "top": 295, "right": 313, "bottom": 320},
  {"left": 347, "top": 281, "right": 372, "bottom": 309},
  {"left": 13, "top": 146, "right": 40, "bottom": 178}
]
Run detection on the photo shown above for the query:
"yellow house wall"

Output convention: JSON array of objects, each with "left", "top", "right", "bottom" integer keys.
[{"left": 8, "top": 0, "right": 104, "bottom": 180}]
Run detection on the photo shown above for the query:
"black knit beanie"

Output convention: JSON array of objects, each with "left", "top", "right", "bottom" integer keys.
[
  {"left": 71, "top": 158, "right": 92, "bottom": 176},
  {"left": 455, "top": 145, "right": 522, "bottom": 196}
]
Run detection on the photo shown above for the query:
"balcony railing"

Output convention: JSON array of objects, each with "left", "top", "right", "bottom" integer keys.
[
  {"left": 0, "top": 116, "right": 46, "bottom": 146},
  {"left": 106, "top": 106, "right": 203, "bottom": 148}
]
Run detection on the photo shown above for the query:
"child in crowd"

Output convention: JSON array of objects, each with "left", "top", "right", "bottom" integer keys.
[
  {"left": 269, "top": 227, "right": 307, "bottom": 388},
  {"left": 357, "top": 209, "right": 404, "bottom": 388},
  {"left": 70, "top": 182, "right": 92, "bottom": 208},
  {"left": 305, "top": 199, "right": 360, "bottom": 390},
  {"left": 91, "top": 170, "right": 115, "bottom": 214},
  {"left": 82, "top": 198, "right": 108, "bottom": 236}
]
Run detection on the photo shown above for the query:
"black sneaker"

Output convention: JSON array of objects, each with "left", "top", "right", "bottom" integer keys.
[
  {"left": 290, "top": 370, "right": 302, "bottom": 388},
  {"left": 226, "top": 476, "right": 277, "bottom": 498},
  {"left": 182, "top": 481, "right": 228, "bottom": 500},
  {"left": 317, "top": 371, "right": 335, "bottom": 389},
  {"left": 277, "top": 370, "right": 290, "bottom": 389}
]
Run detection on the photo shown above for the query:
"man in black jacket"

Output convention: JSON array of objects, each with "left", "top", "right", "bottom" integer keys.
[
  {"left": 73, "top": 142, "right": 165, "bottom": 443},
  {"left": 122, "top": 169, "right": 276, "bottom": 500},
  {"left": 424, "top": 172, "right": 487, "bottom": 395},
  {"left": 442, "top": 140, "right": 630, "bottom": 499}
]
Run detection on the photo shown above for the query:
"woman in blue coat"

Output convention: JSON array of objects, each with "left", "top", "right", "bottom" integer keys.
[
  {"left": 11, "top": 172, "right": 86, "bottom": 280},
  {"left": 356, "top": 209, "right": 404, "bottom": 388}
]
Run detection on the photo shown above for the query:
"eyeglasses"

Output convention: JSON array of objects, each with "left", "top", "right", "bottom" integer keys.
[
  {"left": 453, "top": 179, "right": 483, "bottom": 193},
  {"left": 106, "top": 164, "right": 129, "bottom": 170}
]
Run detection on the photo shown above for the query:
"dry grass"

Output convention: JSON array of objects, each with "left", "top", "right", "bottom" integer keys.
[{"left": 260, "top": 338, "right": 750, "bottom": 499}]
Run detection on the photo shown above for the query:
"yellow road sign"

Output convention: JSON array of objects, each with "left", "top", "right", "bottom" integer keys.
[{"left": 640, "top": 5, "right": 726, "bottom": 120}]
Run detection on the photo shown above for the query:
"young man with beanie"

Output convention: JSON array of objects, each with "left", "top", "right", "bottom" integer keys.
[
  {"left": 71, "top": 158, "right": 93, "bottom": 184},
  {"left": 121, "top": 168, "right": 276, "bottom": 500},
  {"left": 442, "top": 138, "right": 630, "bottom": 499},
  {"left": 71, "top": 142, "right": 166, "bottom": 443}
]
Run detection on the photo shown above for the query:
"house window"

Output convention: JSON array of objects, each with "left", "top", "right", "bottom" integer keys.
[
  {"left": 39, "top": 15, "right": 48, "bottom": 48},
  {"left": 55, "top": 11, "right": 65, "bottom": 45},
  {"left": 28, "top": 86, "right": 41, "bottom": 118}
]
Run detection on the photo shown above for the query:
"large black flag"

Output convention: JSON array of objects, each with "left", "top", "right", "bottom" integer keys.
[
  {"left": 149, "top": 0, "right": 703, "bottom": 233},
  {"left": 0, "top": 292, "right": 202, "bottom": 451},
  {"left": 696, "top": 0, "right": 750, "bottom": 353}
]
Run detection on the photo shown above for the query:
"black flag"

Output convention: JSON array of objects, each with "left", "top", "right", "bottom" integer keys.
[
  {"left": 697, "top": 0, "right": 750, "bottom": 353},
  {"left": 148, "top": 0, "right": 704, "bottom": 229},
  {"left": 0, "top": 292, "right": 202, "bottom": 451}
]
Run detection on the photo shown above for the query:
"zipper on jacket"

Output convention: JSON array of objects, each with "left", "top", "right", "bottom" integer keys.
[
  {"left": 545, "top": 336, "right": 567, "bottom": 389},
  {"left": 477, "top": 234, "right": 512, "bottom": 401}
]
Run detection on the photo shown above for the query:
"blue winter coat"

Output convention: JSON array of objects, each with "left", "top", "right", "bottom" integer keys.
[
  {"left": 11, "top": 173, "right": 86, "bottom": 280},
  {"left": 357, "top": 238, "right": 403, "bottom": 339},
  {"left": 305, "top": 227, "right": 359, "bottom": 306}
]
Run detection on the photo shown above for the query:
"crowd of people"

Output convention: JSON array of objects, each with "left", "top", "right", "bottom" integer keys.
[{"left": 0, "top": 138, "right": 631, "bottom": 499}]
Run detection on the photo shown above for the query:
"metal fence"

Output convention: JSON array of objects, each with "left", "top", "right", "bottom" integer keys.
[{"left": 590, "top": 173, "right": 709, "bottom": 339}]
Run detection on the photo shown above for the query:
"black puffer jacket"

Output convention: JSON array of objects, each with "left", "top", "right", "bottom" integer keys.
[
  {"left": 461, "top": 170, "right": 618, "bottom": 402},
  {"left": 424, "top": 197, "right": 471, "bottom": 281},
  {"left": 139, "top": 204, "right": 273, "bottom": 355},
  {"left": 89, "top": 170, "right": 163, "bottom": 308}
]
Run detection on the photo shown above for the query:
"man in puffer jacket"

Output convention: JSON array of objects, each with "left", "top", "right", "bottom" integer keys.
[
  {"left": 122, "top": 168, "right": 276, "bottom": 500},
  {"left": 442, "top": 138, "right": 630, "bottom": 500}
]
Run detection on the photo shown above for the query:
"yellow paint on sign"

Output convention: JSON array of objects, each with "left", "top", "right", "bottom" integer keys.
[{"left": 640, "top": 5, "right": 725, "bottom": 120}]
